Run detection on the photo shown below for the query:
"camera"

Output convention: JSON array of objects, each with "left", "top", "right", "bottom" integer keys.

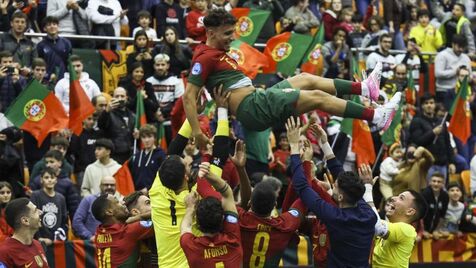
[{"left": 5, "top": 67, "right": 15, "bottom": 75}]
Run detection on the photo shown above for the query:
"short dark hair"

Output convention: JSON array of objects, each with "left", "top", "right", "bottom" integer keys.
[
  {"left": 95, "top": 138, "right": 115, "bottom": 152},
  {"left": 419, "top": 92, "right": 434, "bottom": 104},
  {"left": 251, "top": 181, "right": 277, "bottom": 216},
  {"left": 51, "top": 136, "right": 69, "bottom": 149},
  {"left": 333, "top": 26, "right": 347, "bottom": 37},
  {"left": 32, "top": 58, "right": 46, "bottom": 69},
  {"left": 204, "top": 8, "right": 237, "bottom": 28},
  {"left": 196, "top": 197, "right": 224, "bottom": 233},
  {"left": 128, "top": 61, "right": 144, "bottom": 75},
  {"left": 452, "top": 34, "right": 467, "bottom": 47},
  {"left": 455, "top": 3, "right": 466, "bottom": 12},
  {"left": 0, "top": 51, "right": 13, "bottom": 61},
  {"left": 337, "top": 171, "right": 365, "bottom": 205},
  {"left": 5, "top": 197, "right": 31, "bottom": 229},
  {"left": 417, "top": 9, "right": 430, "bottom": 18},
  {"left": 430, "top": 172, "right": 445, "bottom": 180},
  {"left": 44, "top": 149, "right": 64, "bottom": 162},
  {"left": 379, "top": 33, "right": 392, "bottom": 43},
  {"left": 91, "top": 193, "right": 111, "bottom": 223},
  {"left": 69, "top": 54, "right": 82, "bottom": 63},
  {"left": 124, "top": 191, "right": 144, "bottom": 211},
  {"left": 137, "top": 10, "right": 152, "bottom": 20},
  {"left": 351, "top": 14, "right": 363, "bottom": 23},
  {"left": 42, "top": 16, "right": 59, "bottom": 28},
  {"left": 407, "top": 189, "right": 428, "bottom": 222},
  {"left": 40, "top": 167, "right": 57, "bottom": 178},
  {"left": 11, "top": 11, "right": 27, "bottom": 22},
  {"left": 158, "top": 155, "right": 186, "bottom": 191},
  {"left": 92, "top": 94, "right": 106, "bottom": 106}
]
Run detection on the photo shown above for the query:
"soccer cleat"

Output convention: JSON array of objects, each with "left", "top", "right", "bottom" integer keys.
[
  {"left": 373, "top": 92, "right": 401, "bottom": 131},
  {"left": 362, "top": 62, "right": 382, "bottom": 102}
]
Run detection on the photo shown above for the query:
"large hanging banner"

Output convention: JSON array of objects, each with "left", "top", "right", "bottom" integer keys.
[{"left": 410, "top": 233, "right": 476, "bottom": 263}]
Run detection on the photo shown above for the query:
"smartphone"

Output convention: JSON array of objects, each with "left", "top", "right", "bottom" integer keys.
[{"left": 5, "top": 67, "right": 15, "bottom": 75}]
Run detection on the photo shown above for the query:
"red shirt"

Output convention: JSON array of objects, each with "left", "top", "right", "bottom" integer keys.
[
  {"left": 238, "top": 200, "right": 304, "bottom": 268},
  {"left": 186, "top": 10, "right": 207, "bottom": 43},
  {"left": 180, "top": 214, "right": 242, "bottom": 268},
  {"left": 94, "top": 221, "right": 154, "bottom": 268},
  {"left": 0, "top": 237, "right": 49, "bottom": 268}
]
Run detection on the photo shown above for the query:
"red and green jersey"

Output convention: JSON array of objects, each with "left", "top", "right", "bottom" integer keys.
[
  {"left": 188, "top": 44, "right": 252, "bottom": 91},
  {"left": 0, "top": 237, "right": 49, "bottom": 268},
  {"left": 95, "top": 221, "right": 154, "bottom": 268},
  {"left": 238, "top": 200, "right": 304, "bottom": 268},
  {"left": 180, "top": 213, "right": 242, "bottom": 268}
]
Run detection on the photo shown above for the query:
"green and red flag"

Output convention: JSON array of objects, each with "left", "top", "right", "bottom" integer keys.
[
  {"left": 381, "top": 99, "right": 403, "bottom": 146},
  {"left": 448, "top": 76, "right": 471, "bottom": 144},
  {"left": 5, "top": 79, "right": 68, "bottom": 145},
  {"left": 405, "top": 70, "right": 417, "bottom": 116},
  {"left": 135, "top": 91, "right": 147, "bottom": 129},
  {"left": 114, "top": 160, "right": 135, "bottom": 196},
  {"left": 230, "top": 8, "right": 271, "bottom": 45},
  {"left": 263, "top": 32, "right": 313, "bottom": 76},
  {"left": 157, "top": 123, "right": 168, "bottom": 151},
  {"left": 418, "top": 62, "right": 436, "bottom": 97},
  {"left": 340, "top": 96, "right": 376, "bottom": 167},
  {"left": 228, "top": 39, "right": 268, "bottom": 79},
  {"left": 301, "top": 25, "right": 325, "bottom": 76},
  {"left": 68, "top": 60, "right": 95, "bottom": 135}
]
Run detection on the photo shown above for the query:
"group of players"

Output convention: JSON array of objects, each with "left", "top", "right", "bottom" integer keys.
[{"left": 0, "top": 7, "right": 422, "bottom": 268}]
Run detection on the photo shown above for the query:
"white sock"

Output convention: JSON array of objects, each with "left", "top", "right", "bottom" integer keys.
[
  {"left": 372, "top": 107, "right": 383, "bottom": 124},
  {"left": 361, "top": 81, "right": 369, "bottom": 97}
]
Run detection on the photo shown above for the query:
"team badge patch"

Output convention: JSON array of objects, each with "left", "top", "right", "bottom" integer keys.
[
  {"left": 191, "top": 63, "right": 202, "bottom": 75},
  {"left": 271, "top": 42, "right": 293, "bottom": 62},
  {"left": 140, "top": 220, "right": 153, "bottom": 228},
  {"left": 0, "top": 262, "right": 6, "bottom": 268},
  {"left": 225, "top": 215, "right": 238, "bottom": 223},
  {"left": 289, "top": 209, "right": 299, "bottom": 217},
  {"left": 24, "top": 99, "right": 46, "bottom": 122}
]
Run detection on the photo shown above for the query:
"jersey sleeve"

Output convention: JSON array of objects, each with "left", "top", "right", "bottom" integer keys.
[
  {"left": 126, "top": 221, "right": 155, "bottom": 240},
  {"left": 223, "top": 213, "right": 241, "bottom": 241},
  {"left": 188, "top": 52, "right": 215, "bottom": 87}
]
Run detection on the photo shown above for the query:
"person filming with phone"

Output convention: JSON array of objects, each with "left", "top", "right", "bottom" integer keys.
[
  {"left": 97, "top": 87, "right": 136, "bottom": 164},
  {"left": 0, "top": 50, "right": 26, "bottom": 113}
]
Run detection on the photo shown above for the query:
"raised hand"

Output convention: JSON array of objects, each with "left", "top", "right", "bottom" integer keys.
[
  {"left": 213, "top": 84, "right": 231, "bottom": 109},
  {"left": 300, "top": 139, "right": 313, "bottom": 161},
  {"left": 310, "top": 123, "right": 328, "bottom": 145},
  {"left": 358, "top": 164, "right": 378, "bottom": 185},
  {"left": 230, "top": 140, "right": 246, "bottom": 168},
  {"left": 285, "top": 116, "right": 301, "bottom": 145}
]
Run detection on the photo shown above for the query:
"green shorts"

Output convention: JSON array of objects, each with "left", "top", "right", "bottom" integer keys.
[{"left": 236, "top": 80, "right": 300, "bottom": 131}]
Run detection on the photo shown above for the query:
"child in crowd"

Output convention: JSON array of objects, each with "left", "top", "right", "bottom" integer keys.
[
  {"left": 336, "top": 7, "right": 354, "bottom": 33},
  {"left": 132, "top": 10, "right": 157, "bottom": 41},
  {"left": 186, "top": 0, "right": 208, "bottom": 45},
  {"left": 30, "top": 168, "right": 69, "bottom": 246},
  {"left": 421, "top": 173, "right": 449, "bottom": 239},
  {"left": 379, "top": 143, "right": 403, "bottom": 200},
  {"left": 0, "top": 181, "right": 13, "bottom": 242},
  {"left": 439, "top": 183, "right": 465, "bottom": 237},
  {"left": 270, "top": 133, "right": 290, "bottom": 185}
]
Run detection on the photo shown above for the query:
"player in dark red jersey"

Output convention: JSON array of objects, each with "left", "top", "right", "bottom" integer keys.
[
  {"left": 0, "top": 197, "right": 50, "bottom": 268},
  {"left": 91, "top": 193, "right": 154, "bottom": 268},
  {"left": 183, "top": 8, "right": 401, "bottom": 150},
  {"left": 180, "top": 162, "right": 243, "bottom": 268},
  {"left": 238, "top": 179, "right": 306, "bottom": 268}
]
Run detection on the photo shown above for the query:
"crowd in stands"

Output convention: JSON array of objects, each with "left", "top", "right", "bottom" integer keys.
[{"left": 1, "top": 0, "right": 476, "bottom": 266}]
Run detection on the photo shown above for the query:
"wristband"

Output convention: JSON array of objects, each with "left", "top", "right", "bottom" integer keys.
[
  {"left": 320, "top": 142, "right": 333, "bottom": 157},
  {"left": 217, "top": 107, "right": 228, "bottom": 121},
  {"left": 178, "top": 119, "right": 193, "bottom": 138},
  {"left": 218, "top": 183, "right": 229, "bottom": 194},
  {"left": 363, "top": 184, "right": 373, "bottom": 203}
]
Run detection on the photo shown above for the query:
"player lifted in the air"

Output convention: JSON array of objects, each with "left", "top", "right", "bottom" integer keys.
[{"left": 183, "top": 8, "right": 401, "bottom": 149}]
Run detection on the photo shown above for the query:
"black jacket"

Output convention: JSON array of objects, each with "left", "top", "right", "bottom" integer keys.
[
  {"left": 97, "top": 108, "right": 135, "bottom": 156},
  {"left": 118, "top": 77, "right": 159, "bottom": 123},
  {"left": 421, "top": 186, "right": 449, "bottom": 232}
]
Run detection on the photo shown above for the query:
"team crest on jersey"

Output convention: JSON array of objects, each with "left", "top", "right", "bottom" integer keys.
[
  {"left": 0, "top": 262, "right": 5, "bottom": 268},
  {"left": 191, "top": 63, "right": 202, "bottom": 75},
  {"left": 308, "top": 44, "right": 322, "bottom": 64},
  {"left": 140, "top": 220, "right": 153, "bottom": 228},
  {"left": 236, "top": 16, "right": 253, "bottom": 37},
  {"left": 228, "top": 48, "right": 245, "bottom": 65},
  {"left": 271, "top": 42, "right": 293, "bottom": 62},
  {"left": 24, "top": 99, "right": 46, "bottom": 122},
  {"left": 289, "top": 209, "right": 299, "bottom": 217}
]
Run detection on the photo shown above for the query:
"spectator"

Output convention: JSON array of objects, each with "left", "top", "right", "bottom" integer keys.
[
  {"left": 129, "top": 124, "right": 166, "bottom": 191},
  {"left": 434, "top": 34, "right": 471, "bottom": 107},
  {"left": 30, "top": 58, "right": 55, "bottom": 90},
  {"left": 0, "top": 181, "right": 13, "bottom": 242},
  {"left": 30, "top": 135, "right": 73, "bottom": 180},
  {"left": 132, "top": 10, "right": 158, "bottom": 40},
  {"left": 361, "top": 15, "right": 388, "bottom": 49},
  {"left": 29, "top": 150, "right": 80, "bottom": 219},
  {"left": 382, "top": 64, "right": 408, "bottom": 98},
  {"left": 402, "top": 5, "right": 419, "bottom": 42},
  {"left": 155, "top": 0, "right": 186, "bottom": 40},
  {"left": 92, "top": 94, "right": 109, "bottom": 115},
  {"left": 379, "top": 143, "right": 403, "bottom": 200},
  {"left": 81, "top": 139, "right": 121, "bottom": 197},
  {"left": 30, "top": 168, "right": 68, "bottom": 246},
  {"left": 186, "top": 0, "right": 208, "bottom": 45},
  {"left": 126, "top": 31, "right": 154, "bottom": 78},
  {"left": 439, "top": 183, "right": 465, "bottom": 236},
  {"left": 54, "top": 54, "right": 101, "bottom": 114},
  {"left": 383, "top": 0, "right": 405, "bottom": 49},
  {"left": 321, "top": 26, "right": 350, "bottom": 78},
  {"left": 0, "top": 50, "right": 26, "bottom": 113},
  {"left": 0, "top": 198, "right": 50, "bottom": 267},
  {"left": 335, "top": 7, "right": 353, "bottom": 34},
  {"left": 242, "top": 0, "right": 284, "bottom": 22},
  {"left": 87, "top": 0, "right": 129, "bottom": 49},
  {"left": 322, "top": 0, "right": 342, "bottom": 40},
  {"left": 395, "top": 39, "right": 423, "bottom": 82},
  {"left": 46, "top": 0, "right": 92, "bottom": 48},
  {"left": 284, "top": 0, "right": 319, "bottom": 35},
  {"left": 430, "top": 1, "right": 475, "bottom": 55},
  {"left": 69, "top": 115, "right": 105, "bottom": 188},
  {"left": 146, "top": 54, "right": 185, "bottom": 144},
  {"left": 98, "top": 87, "right": 136, "bottom": 163},
  {"left": 0, "top": 12, "right": 37, "bottom": 68},
  {"left": 421, "top": 173, "right": 449, "bottom": 239},
  {"left": 153, "top": 26, "right": 193, "bottom": 76},
  {"left": 409, "top": 9, "right": 443, "bottom": 58},
  {"left": 347, "top": 14, "right": 368, "bottom": 48},
  {"left": 269, "top": 133, "right": 290, "bottom": 186},
  {"left": 366, "top": 33, "right": 396, "bottom": 78},
  {"left": 73, "top": 176, "right": 122, "bottom": 240},
  {"left": 37, "top": 16, "right": 72, "bottom": 80}
]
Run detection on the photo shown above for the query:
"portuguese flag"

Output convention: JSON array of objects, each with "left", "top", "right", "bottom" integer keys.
[
  {"left": 135, "top": 91, "right": 146, "bottom": 129},
  {"left": 228, "top": 40, "right": 268, "bottom": 79},
  {"left": 340, "top": 96, "right": 376, "bottom": 167},
  {"left": 68, "top": 60, "right": 95, "bottom": 135},
  {"left": 448, "top": 76, "right": 471, "bottom": 144},
  {"left": 263, "top": 32, "right": 313, "bottom": 76},
  {"left": 5, "top": 79, "right": 68, "bottom": 145},
  {"left": 301, "top": 25, "right": 325, "bottom": 76},
  {"left": 405, "top": 70, "right": 417, "bottom": 116},
  {"left": 230, "top": 8, "right": 271, "bottom": 45},
  {"left": 381, "top": 99, "right": 403, "bottom": 146}
]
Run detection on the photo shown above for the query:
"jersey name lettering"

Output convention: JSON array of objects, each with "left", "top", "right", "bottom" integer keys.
[{"left": 203, "top": 245, "right": 228, "bottom": 259}]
